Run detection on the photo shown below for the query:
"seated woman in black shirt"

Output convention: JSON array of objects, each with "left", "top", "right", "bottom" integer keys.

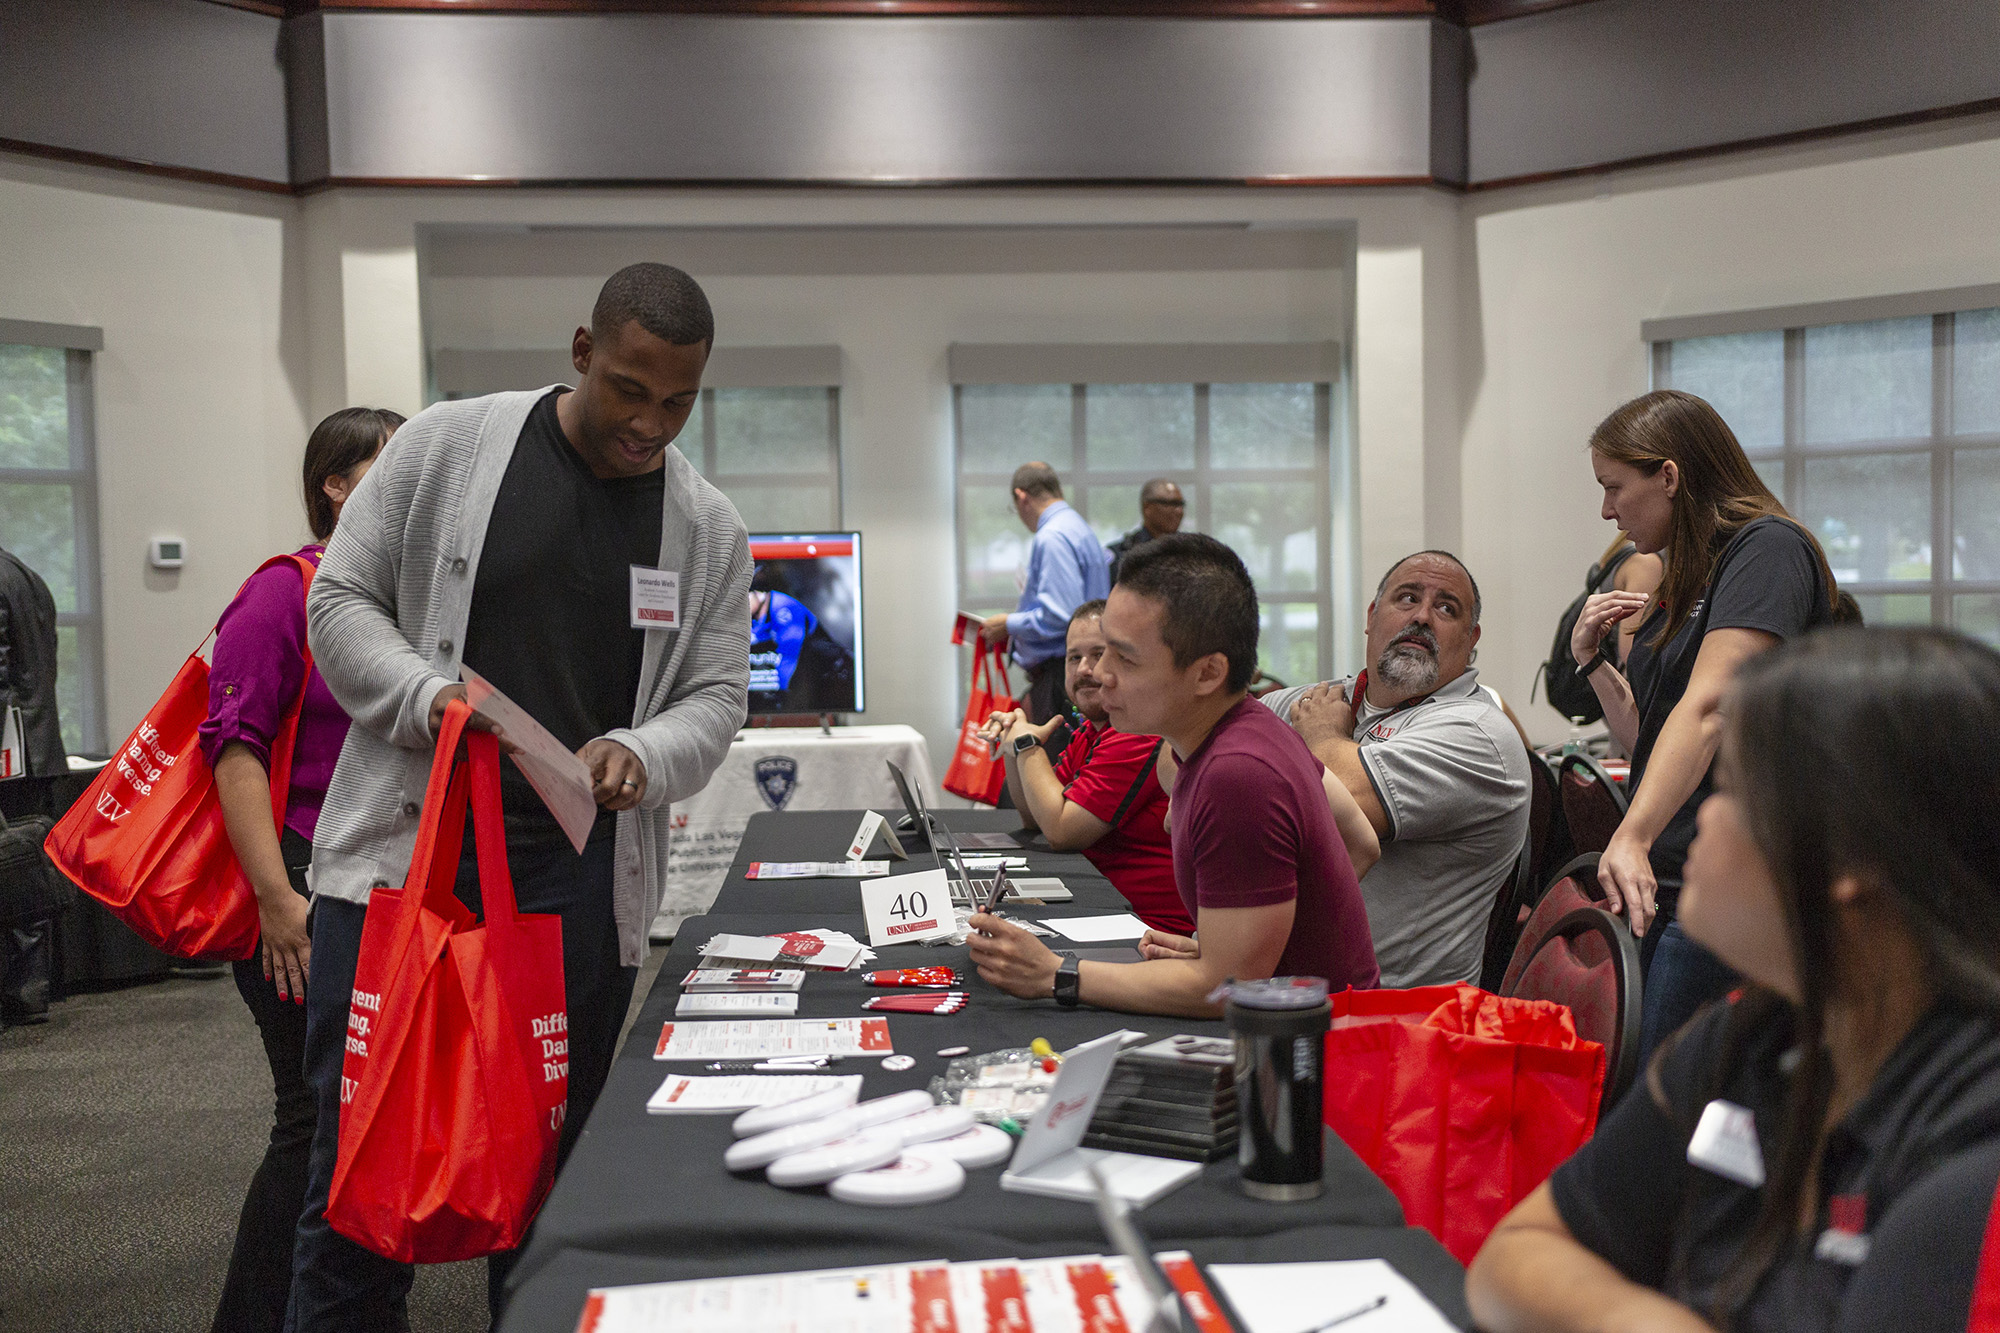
[{"left": 1468, "top": 627, "right": 2000, "bottom": 1333}]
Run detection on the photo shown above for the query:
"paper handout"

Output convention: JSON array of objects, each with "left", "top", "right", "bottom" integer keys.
[
  {"left": 1048, "top": 913, "right": 1149, "bottom": 942},
  {"left": 1205, "top": 1260, "right": 1457, "bottom": 1333},
  {"left": 460, "top": 665, "right": 599, "bottom": 854}
]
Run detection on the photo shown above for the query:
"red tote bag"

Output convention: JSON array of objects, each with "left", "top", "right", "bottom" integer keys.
[
  {"left": 44, "top": 555, "right": 315, "bottom": 961},
  {"left": 1322, "top": 984, "right": 1606, "bottom": 1264},
  {"left": 326, "top": 699, "right": 568, "bottom": 1264},
  {"left": 942, "top": 638, "right": 1019, "bottom": 806}
]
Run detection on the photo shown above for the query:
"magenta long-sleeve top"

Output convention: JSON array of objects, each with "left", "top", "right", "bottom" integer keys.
[{"left": 196, "top": 547, "right": 353, "bottom": 844}]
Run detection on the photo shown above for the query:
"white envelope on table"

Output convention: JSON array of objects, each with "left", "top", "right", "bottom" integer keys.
[{"left": 460, "top": 666, "right": 599, "bottom": 854}]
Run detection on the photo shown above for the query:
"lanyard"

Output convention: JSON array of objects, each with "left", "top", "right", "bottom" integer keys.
[{"left": 1351, "top": 669, "right": 1438, "bottom": 724}]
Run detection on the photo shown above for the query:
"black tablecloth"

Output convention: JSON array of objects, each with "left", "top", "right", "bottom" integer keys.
[
  {"left": 718, "top": 808, "right": 1127, "bottom": 918},
  {"left": 499, "top": 811, "right": 1471, "bottom": 1331}
]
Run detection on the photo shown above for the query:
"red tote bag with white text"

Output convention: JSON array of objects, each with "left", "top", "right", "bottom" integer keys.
[
  {"left": 326, "top": 700, "right": 569, "bottom": 1263},
  {"left": 942, "top": 639, "right": 1019, "bottom": 806},
  {"left": 44, "top": 555, "right": 314, "bottom": 960}
]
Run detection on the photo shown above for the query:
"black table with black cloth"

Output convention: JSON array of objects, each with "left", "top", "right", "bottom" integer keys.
[{"left": 499, "top": 809, "right": 1471, "bottom": 1332}]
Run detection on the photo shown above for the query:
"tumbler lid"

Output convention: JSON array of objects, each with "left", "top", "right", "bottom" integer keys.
[{"left": 1207, "top": 976, "right": 1330, "bottom": 1010}]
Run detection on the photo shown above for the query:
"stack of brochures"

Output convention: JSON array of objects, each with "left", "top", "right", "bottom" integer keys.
[{"left": 1083, "top": 1035, "right": 1240, "bottom": 1164}]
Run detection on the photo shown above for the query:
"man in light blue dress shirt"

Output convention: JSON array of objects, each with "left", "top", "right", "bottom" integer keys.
[{"left": 980, "top": 462, "right": 1111, "bottom": 723}]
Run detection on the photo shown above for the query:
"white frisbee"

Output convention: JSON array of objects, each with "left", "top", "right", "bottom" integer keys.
[
  {"left": 767, "top": 1129, "right": 904, "bottom": 1187},
  {"left": 732, "top": 1084, "right": 861, "bottom": 1139},
  {"left": 724, "top": 1110, "right": 864, "bottom": 1172},
  {"left": 828, "top": 1151, "right": 968, "bottom": 1207},
  {"left": 883, "top": 1104, "right": 975, "bottom": 1147},
  {"left": 844, "top": 1089, "right": 937, "bottom": 1130},
  {"left": 902, "top": 1123, "right": 1014, "bottom": 1170}
]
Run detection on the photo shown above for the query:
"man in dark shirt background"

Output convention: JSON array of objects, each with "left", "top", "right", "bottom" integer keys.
[
  {"left": 0, "top": 543, "right": 66, "bottom": 785},
  {"left": 1105, "top": 478, "right": 1184, "bottom": 583}
]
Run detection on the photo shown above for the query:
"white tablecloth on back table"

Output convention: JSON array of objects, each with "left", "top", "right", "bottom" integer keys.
[{"left": 650, "top": 724, "right": 936, "bottom": 936}]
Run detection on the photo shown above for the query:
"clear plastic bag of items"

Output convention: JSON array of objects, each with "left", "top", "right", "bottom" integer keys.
[{"left": 927, "top": 1047, "right": 1059, "bottom": 1124}]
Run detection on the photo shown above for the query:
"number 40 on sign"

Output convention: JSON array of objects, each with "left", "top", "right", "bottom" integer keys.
[{"left": 859, "top": 869, "right": 957, "bottom": 948}]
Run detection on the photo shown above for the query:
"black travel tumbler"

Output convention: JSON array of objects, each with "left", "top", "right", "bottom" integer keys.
[{"left": 1219, "top": 976, "right": 1333, "bottom": 1201}]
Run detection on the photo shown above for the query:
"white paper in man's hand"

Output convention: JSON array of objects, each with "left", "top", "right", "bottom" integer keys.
[{"left": 460, "top": 666, "right": 599, "bottom": 854}]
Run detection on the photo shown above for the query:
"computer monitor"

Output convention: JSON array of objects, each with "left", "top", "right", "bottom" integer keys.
[{"left": 747, "top": 533, "right": 863, "bottom": 716}]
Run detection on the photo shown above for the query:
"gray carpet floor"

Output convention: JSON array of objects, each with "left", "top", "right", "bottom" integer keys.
[{"left": 0, "top": 950, "right": 665, "bottom": 1333}]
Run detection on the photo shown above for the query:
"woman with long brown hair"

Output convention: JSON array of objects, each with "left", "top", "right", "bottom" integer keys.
[
  {"left": 1469, "top": 627, "right": 2000, "bottom": 1333},
  {"left": 1565, "top": 390, "right": 1835, "bottom": 1061}
]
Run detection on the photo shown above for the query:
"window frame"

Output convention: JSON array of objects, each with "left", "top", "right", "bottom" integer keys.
[
  {"left": 1653, "top": 308, "right": 2000, "bottom": 632},
  {"left": 0, "top": 336, "right": 108, "bottom": 755},
  {"left": 952, "top": 379, "right": 1336, "bottom": 687},
  {"left": 683, "top": 384, "right": 844, "bottom": 530}
]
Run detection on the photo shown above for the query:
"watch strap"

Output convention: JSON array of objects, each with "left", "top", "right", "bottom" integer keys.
[{"left": 1053, "top": 952, "right": 1080, "bottom": 1007}]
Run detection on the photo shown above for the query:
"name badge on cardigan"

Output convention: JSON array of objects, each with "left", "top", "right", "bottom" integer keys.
[
  {"left": 1688, "top": 1099, "right": 1766, "bottom": 1187},
  {"left": 630, "top": 567, "right": 680, "bottom": 630}
]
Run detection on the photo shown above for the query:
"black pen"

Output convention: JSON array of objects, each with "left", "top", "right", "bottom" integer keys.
[{"left": 1291, "top": 1294, "right": 1387, "bottom": 1333}]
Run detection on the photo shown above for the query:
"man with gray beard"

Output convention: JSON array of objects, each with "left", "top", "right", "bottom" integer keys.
[{"left": 1260, "top": 551, "right": 1530, "bottom": 987}]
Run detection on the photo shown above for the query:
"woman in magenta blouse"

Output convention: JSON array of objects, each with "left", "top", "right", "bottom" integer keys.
[{"left": 198, "top": 406, "right": 401, "bottom": 1333}]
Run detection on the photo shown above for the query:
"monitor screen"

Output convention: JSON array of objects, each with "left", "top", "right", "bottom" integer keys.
[{"left": 747, "top": 533, "right": 863, "bottom": 715}]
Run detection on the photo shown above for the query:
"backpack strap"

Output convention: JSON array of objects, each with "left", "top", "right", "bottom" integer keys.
[
  {"left": 1106, "top": 737, "right": 1166, "bottom": 829},
  {"left": 1592, "top": 543, "right": 1639, "bottom": 594},
  {"left": 254, "top": 553, "right": 318, "bottom": 834}
]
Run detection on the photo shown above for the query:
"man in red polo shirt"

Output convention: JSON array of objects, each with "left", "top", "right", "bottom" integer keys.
[{"left": 978, "top": 599, "right": 1190, "bottom": 935}]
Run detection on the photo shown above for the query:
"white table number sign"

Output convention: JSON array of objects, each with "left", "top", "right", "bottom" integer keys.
[{"left": 860, "top": 869, "right": 955, "bottom": 947}]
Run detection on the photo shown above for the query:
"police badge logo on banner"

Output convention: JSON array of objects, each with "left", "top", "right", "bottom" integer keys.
[{"left": 754, "top": 755, "right": 800, "bottom": 810}]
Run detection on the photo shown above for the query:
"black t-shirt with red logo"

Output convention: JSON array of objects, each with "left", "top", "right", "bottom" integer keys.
[{"left": 1550, "top": 996, "right": 2000, "bottom": 1332}]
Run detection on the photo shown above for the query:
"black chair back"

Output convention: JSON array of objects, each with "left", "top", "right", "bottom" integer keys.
[
  {"left": 1557, "top": 753, "right": 1628, "bottom": 856},
  {"left": 1501, "top": 853, "right": 1605, "bottom": 993},
  {"left": 1504, "top": 903, "right": 1643, "bottom": 1111}
]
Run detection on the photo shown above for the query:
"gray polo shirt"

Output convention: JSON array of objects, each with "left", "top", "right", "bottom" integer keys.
[{"left": 1261, "top": 668, "right": 1530, "bottom": 988}]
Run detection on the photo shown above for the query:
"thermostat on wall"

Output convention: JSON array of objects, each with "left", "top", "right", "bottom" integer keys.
[{"left": 149, "top": 537, "right": 185, "bottom": 570}]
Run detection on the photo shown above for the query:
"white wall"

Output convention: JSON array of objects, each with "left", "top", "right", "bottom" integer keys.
[
  {"left": 48, "top": 116, "right": 2000, "bottom": 763},
  {"left": 0, "top": 155, "right": 309, "bottom": 743},
  {"left": 426, "top": 248, "right": 1349, "bottom": 785},
  {"left": 1460, "top": 115, "right": 2000, "bottom": 741},
  {"left": 300, "top": 186, "right": 1453, "bottom": 791}
]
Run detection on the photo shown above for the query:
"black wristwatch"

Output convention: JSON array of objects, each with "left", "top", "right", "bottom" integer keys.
[
  {"left": 1052, "top": 952, "right": 1081, "bottom": 1007},
  {"left": 1011, "top": 733, "right": 1043, "bottom": 758},
  {"left": 1579, "top": 647, "right": 1613, "bottom": 678}
]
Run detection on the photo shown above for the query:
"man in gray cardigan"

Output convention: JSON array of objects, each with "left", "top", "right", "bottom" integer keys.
[{"left": 290, "top": 264, "right": 751, "bottom": 1330}]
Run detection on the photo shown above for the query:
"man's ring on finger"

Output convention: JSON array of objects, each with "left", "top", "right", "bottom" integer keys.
[{"left": 621, "top": 780, "right": 638, "bottom": 789}]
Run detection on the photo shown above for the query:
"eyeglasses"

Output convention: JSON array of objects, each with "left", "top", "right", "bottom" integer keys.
[{"left": 1144, "top": 498, "right": 1186, "bottom": 509}]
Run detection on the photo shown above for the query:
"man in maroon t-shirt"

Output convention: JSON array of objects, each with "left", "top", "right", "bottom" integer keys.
[
  {"left": 977, "top": 599, "right": 1191, "bottom": 935},
  {"left": 970, "top": 534, "right": 1379, "bottom": 1017}
]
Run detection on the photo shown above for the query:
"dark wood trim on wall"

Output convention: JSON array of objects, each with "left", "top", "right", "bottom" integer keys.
[
  {"left": 1451, "top": 0, "right": 1607, "bottom": 24},
  {"left": 253, "top": 0, "right": 1436, "bottom": 15},
  {"left": 196, "top": 0, "right": 1616, "bottom": 24},
  {"left": 0, "top": 137, "right": 293, "bottom": 196},
  {"left": 298, "top": 173, "right": 1444, "bottom": 192},
  {"left": 1467, "top": 95, "right": 2000, "bottom": 192},
  {"left": 10, "top": 92, "right": 1997, "bottom": 200}
]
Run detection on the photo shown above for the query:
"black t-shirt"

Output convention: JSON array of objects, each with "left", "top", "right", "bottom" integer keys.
[
  {"left": 1550, "top": 997, "right": 2000, "bottom": 1333},
  {"left": 461, "top": 389, "right": 665, "bottom": 848},
  {"left": 1625, "top": 516, "right": 1831, "bottom": 887}
]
